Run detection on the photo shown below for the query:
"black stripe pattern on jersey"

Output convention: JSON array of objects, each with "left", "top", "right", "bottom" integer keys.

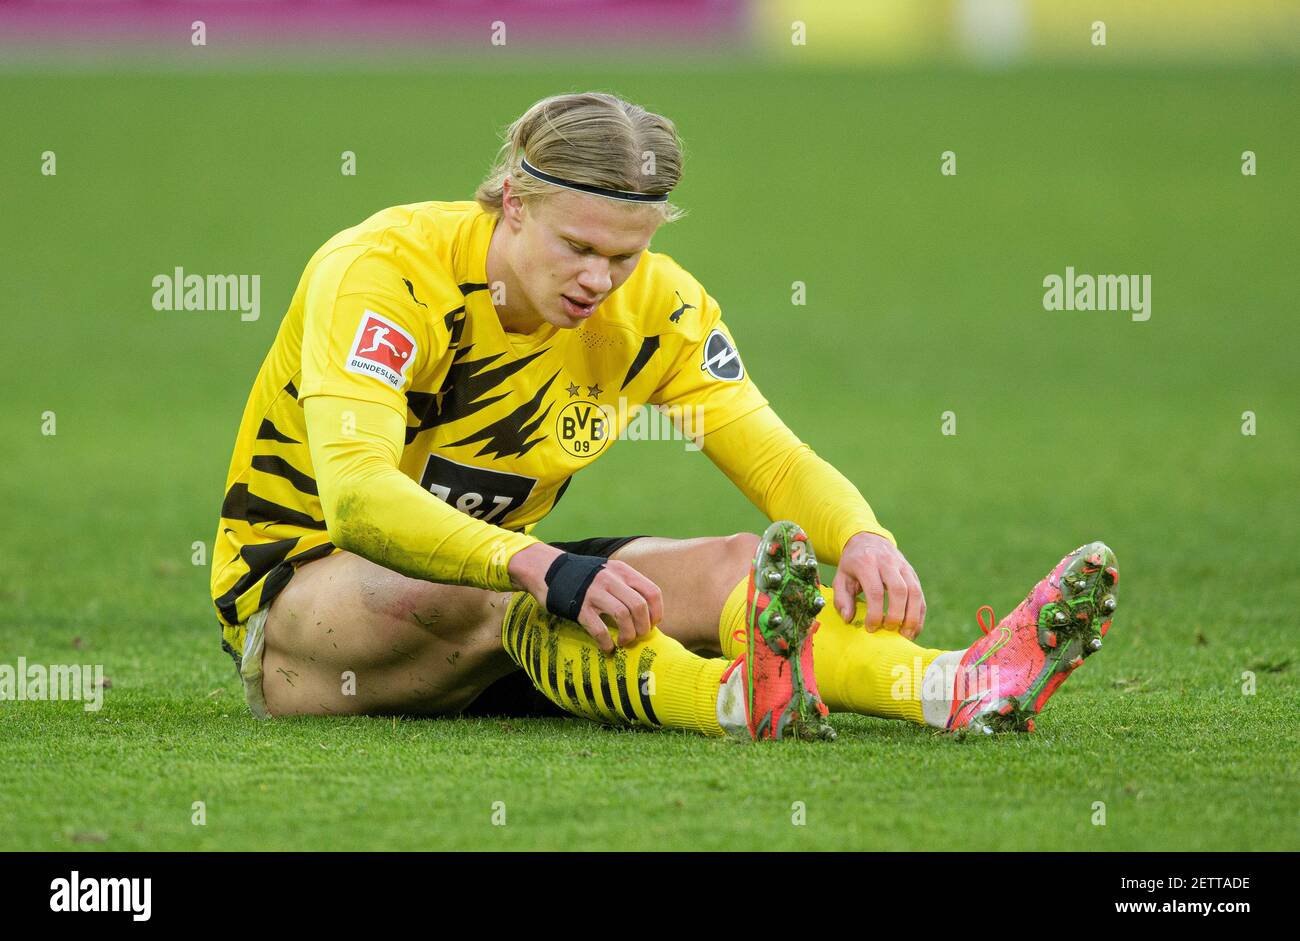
[
  {"left": 256, "top": 418, "right": 301, "bottom": 444},
  {"left": 444, "top": 370, "right": 560, "bottom": 459},
  {"left": 251, "top": 455, "right": 318, "bottom": 496},
  {"left": 620, "top": 335, "right": 661, "bottom": 390},
  {"left": 221, "top": 483, "right": 326, "bottom": 531},
  {"left": 404, "top": 346, "right": 550, "bottom": 444},
  {"left": 213, "top": 537, "right": 334, "bottom": 626},
  {"left": 443, "top": 306, "right": 468, "bottom": 350},
  {"left": 549, "top": 476, "right": 573, "bottom": 514}
]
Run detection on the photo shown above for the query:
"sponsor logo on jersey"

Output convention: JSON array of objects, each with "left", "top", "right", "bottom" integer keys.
[
  {"left": 346, "top": 311, "right": 417, "bottom": 390},
  {"left": 419, "top": 453, "right": 536, "bottom": 525},
  {"left": 700, "top": 328, "right": 744, "bottom": 381}
]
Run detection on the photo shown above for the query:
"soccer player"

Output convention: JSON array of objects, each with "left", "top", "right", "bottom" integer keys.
[{"left": 211, "top": 92, "right": 1118, "bottom": 739}]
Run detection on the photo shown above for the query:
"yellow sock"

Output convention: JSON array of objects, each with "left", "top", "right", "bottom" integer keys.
[
  {"left": 719, "top": 577, "right": 949, "bottom": 724},
  {"left": 502, "top": 592, "right": 726, "bottom": 736}
]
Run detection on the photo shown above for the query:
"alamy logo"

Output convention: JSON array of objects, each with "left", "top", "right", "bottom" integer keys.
[
  {"left": 1042, "top": 267, "right": 1151, "bottom": 321},
  {"left": 50, "top": 871, "right": 151, "bottom": 921},
  {"left": 0, "top": 658, "right": 104, "bottom": 712},
  {"left": 151, "top": 267, "right": 261, "bottom": 321}
]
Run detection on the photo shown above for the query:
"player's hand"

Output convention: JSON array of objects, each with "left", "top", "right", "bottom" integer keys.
[
  {"left": 507, "top": 544, "right": 663, "bottom": 653},
  {"left": 573, "top": 559, "right": 664, "bottom": 653},
  {"left": 831, "top": 532, "right": 926, "bottom": 639}
]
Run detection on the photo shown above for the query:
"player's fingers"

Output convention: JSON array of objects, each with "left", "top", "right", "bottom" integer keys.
[
  {"left": 908, "top": 567, "right": 928, "bottom": 638},
  {"left": 832, "top": 569, "right": 860, "bottom": 623},
  {"left": 881, "top": 569, "right": 909, "bottom": 630},
  {"left": 589, "top": 590, "right": 636, "bottom": 647},
  {"left": 914, "top": 599, "right": 928, "bottom": 639},
  {"left": 603, "top": 573, "right": 653, "bottom": 640},
  {"left": 899, "top": 569, "right": 925, "bottom": 638},
  {"left": 577, "top": 609, "right": 615, "bottom": 654},
  {"left": 863, "top": 567, "right": 887, "bottom": 631},
  {"left": 609, "top": 561, "right": 664, "bottom": 628}
]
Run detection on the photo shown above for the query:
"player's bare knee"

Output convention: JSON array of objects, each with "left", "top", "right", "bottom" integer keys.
[
  {"left": 717, "top": 531, "right": 759, "bottom": 592},
  {"left": 370, "top": 577, "right": 507, "bottom": 644},
  {"left": 723, "top": 531, "right": 759, "bottom": 567}
]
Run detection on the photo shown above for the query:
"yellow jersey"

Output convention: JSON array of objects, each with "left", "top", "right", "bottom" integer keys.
[{"left": 211, "top": 200, "right": 773, "bottom": 656}]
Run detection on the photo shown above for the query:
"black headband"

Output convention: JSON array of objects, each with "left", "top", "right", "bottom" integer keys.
[{"left": 519, "top": 157, "right": 670, "bottom": 204}]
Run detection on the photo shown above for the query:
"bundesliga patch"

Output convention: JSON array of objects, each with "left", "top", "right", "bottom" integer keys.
[
  {"left": 700, "top": 328, "right": 744, "bottom": 381},
  {"left": 346, "top": 311, "right": 417, "bottom": 390}
]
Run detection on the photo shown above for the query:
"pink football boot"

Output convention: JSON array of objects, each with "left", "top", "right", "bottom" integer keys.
[
  {"left": 718, "top": 520, "right": 836, "bottom": 741},
  {"left": 947, "top": 541, "right": 1118, "bottom": 735}
]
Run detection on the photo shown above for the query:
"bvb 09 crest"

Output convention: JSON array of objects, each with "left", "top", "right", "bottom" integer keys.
[{"left": 556, "top": 400, "right": 613, "bottom": 458}]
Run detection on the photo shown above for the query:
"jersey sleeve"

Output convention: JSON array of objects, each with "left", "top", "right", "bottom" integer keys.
[
  {"left": 648, "top": 284, "right": 769, "bottom": 435},
  {"left": 701, "top": 404, "right": 896, "bottom": 564},
  {"left": 298, "top": 247, "right": 442, "bottom": 417},
  {"left": 304, "top": 394, "right": 538, "bottom": 590}
]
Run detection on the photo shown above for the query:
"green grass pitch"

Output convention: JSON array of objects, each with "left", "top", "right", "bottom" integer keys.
[{"left": 1, "top": 65, "right": 1297, "bottom": 851}]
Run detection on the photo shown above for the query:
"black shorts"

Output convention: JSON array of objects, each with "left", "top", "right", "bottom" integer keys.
[
  {"left": 459, "top": 535, "right": 645, "bottom": 719},
  {"left": 545, "top": 535, "right": 645, "bottom": 559}
]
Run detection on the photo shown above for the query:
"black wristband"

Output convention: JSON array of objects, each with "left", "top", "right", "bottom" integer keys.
[{"left": 543, "top": 552, "right": 607, "bottom": 621}]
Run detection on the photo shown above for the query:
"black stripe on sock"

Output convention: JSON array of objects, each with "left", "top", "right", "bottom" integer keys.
[
  {"left": 545, "top": 631, "right": 561, "bottom": 701},
  {"left": 510, "top": 603, "right": 530, "bottom": 666},
  {"left": 518, "top": 619, "right": 535, "bottom": 681},
  {"left": 501, "top": 599, "right": 522, "bottom": 666},
  {"left": 612, "top": 648, "right": 638, "bottom": 724},
  {"left": 636, "top": 647, "right": 661, "bottom": 727},
  {"left": 580, "top": 648, "right": 596, "bottom": 717},
  {"left": 595, "top": 651, "right": 624, "bottom": 724},
  {"left": 530, "top": 624, "right": 543, "bottom": 695},
  {"left": 562, "top": 656, "right": 580, "bottom": 714}
]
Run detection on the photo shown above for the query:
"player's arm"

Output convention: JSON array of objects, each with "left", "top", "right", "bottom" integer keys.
[
  {"left": 302, "top": 392, "right": 660, "bottom": 649},
  {"left": 700, "top": 407, "right": 926, "bottom": 637},
  {"left": 302, "top": 395, "right": 660, "bottom": 651},
  {"left": 649, "top": 278, "right": 924, "bottom": 637},
  {"left": 304, "top": 393, "right": 533, "bottom": 587}
]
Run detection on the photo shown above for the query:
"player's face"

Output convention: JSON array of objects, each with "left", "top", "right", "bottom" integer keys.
[{"left": 517, "top": 190, "right": 661, "bottom": 329}]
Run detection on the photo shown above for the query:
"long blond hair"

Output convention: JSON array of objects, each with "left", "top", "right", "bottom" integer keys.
[{"left": 476, "top": 92, "right": 686, "bottom": 223}]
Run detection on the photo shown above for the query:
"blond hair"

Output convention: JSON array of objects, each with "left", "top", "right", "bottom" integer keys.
[{"left": 476, "top": 92, "right": 686, "bottom": 223}]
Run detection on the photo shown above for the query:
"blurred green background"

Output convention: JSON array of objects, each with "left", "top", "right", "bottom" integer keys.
[{"left": 0, "top": 2, "right": 1297, "bottom": 850}]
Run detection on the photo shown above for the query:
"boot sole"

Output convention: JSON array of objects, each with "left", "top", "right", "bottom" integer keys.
[{"left": 748, "top": 520, "right": 836, "bottom": 741}]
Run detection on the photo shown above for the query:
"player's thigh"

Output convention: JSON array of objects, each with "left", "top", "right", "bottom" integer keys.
[
  {"left": 261, "top": 550, "right": 515, "bottom": 715},
  {"left": 610, "top": 533, "right": 758, "bottom": 653}
]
